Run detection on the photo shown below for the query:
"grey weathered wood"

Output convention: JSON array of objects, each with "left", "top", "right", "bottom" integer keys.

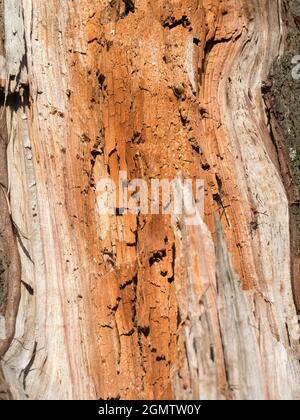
[{"left": 4, "top": 0, "right": 27, "bottom": 91}]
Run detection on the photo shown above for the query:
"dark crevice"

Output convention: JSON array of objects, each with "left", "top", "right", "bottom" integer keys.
[
  {"left": 138, "top": 325, "right": 150, "bottom": 337},
  {"left": 88, "top": 127, "right": 105, "bottom": 189},
  {"left": 21, "top": 280, "right": 34, "bottom": 296},
  {"left": 168, "top": 243, "right": 176, "bottom": 284},
  {"left": 210, "top": 345, "right": 215, "bottom": 362},
  {"left": 163, "top": 15, "right": 191, "bottom": 30},
  {"left": 115, "top": 207, "right": 126, "bottom": 216},
  {"left": 20, "top": 341, "right": 37, "bottom": 392},
  {"left": 97, "top": 72, "right": 106, "bottom": 88},
  {"left": 131, "top": 131, "right": 143, "bottom": 144},
  {"left": 149, "top": 249, "right": 166, "bottom": 266},
  {"left": 122, "top": 0, "right": 135, "bottom": 15},
  {"left": 0, "top": 85, "right": 30, "bottom": 113},
  {"left": 188, "top": 137, "right": 201, "bottom": 154},
  {"left": 120, "top": 274, "right": 137, "bottom": 290},
  {"left": 285, "top": 322, "right": 291, "bottom": 347},
  {"left": 121, "top": 328, "right": 135, "bottom": 337},
  {"left": 176, "top": 307, "right": 182, "bottom": 328},
  {"left": 202, "top": 162, "right": 211, "bottom": 171},
  {"left": 216, "top": 174, "right": 223, "bottom": 194},
  {"left": 99, "top": 394, "right": 121, "bottom": 400}
]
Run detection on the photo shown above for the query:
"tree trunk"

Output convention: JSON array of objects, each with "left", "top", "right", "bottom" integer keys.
[{"left": 0, "top": 0, "right": 299, "bottom": 400}]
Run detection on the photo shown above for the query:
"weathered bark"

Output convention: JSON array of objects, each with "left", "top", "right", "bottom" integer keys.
[{"left": 0, "top": 0, "right": 299, "bottom": 400}]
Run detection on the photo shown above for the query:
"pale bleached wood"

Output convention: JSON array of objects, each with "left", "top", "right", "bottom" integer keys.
[{"left": 0, "top": 0, "right": 299, "bottom": 400}]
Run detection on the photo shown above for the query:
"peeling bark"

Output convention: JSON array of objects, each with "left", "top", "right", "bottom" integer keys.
[{"left": 0, "top": 0, "right": 299, "bottom": 400}]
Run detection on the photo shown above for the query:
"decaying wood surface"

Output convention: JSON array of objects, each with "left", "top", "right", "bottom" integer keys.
[{"left": 0, "top": 0, "right": 299, "bottom": 400}]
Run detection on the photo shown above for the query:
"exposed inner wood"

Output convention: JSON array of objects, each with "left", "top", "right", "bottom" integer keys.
[{"left": 0, "top": 0, "right": 299, "bottom": 400}]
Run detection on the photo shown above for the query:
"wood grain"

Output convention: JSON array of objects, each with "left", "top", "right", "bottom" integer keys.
[{"left": 0, "top": 0, "right": 299, "bottom": 400}]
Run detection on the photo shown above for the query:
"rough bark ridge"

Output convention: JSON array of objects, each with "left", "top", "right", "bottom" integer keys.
[{"left": 0, "top": 0, "right": 299, "bottom": 400}]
